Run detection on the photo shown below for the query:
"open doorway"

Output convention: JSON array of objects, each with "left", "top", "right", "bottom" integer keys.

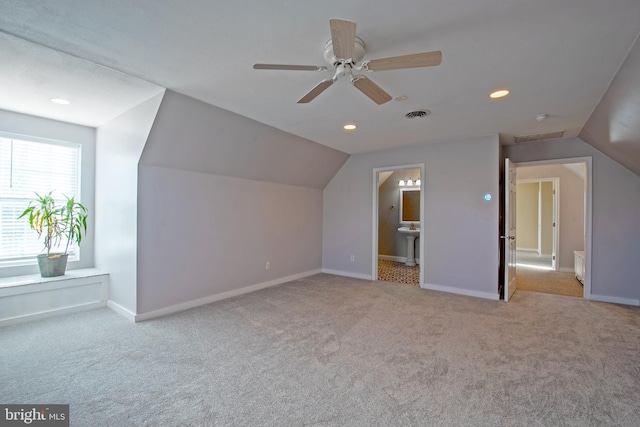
[
  {"left": 515, "top": 178, "right": 558, "bottom": 271},
  {"left": 511, "top": 159, "right": 590, "bottom": 299},
  {"left": 372, "top": 164, "right": 424, "bottom": 286}
]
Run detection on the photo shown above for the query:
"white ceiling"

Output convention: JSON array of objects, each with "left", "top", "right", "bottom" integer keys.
[{"left": 1, "top": 0, "right": 640, "bottom": 155}]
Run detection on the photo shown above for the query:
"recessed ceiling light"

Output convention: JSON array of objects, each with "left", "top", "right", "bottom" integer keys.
[
  {"left": 395, "top": 95, "right": 408, "bottom": 101},
  {"left": 343, "top": 124, "right": 357, "bottom": 130},
  {"left": 50, "top": 98, "right": 70, "bottom": 105},
  {"left": 489, "top": 89, "right": 510, "bottom": 99}
]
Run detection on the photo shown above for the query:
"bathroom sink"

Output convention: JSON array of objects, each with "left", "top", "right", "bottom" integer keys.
[
  {"left": 398, "top": 227, "right": 420, "bottom": 236},
  {"left": 398, "top": 227, "right": 420, "bottom": 266}
]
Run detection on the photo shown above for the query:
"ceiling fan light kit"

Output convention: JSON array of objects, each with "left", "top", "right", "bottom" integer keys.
[{"left": 253, "top": 19, "right": 442, "bottom": 105}]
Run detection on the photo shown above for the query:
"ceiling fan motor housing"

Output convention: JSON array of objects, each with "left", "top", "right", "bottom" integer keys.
[{"left": 324, "top": 37, "right": 366, "bottom": 65}]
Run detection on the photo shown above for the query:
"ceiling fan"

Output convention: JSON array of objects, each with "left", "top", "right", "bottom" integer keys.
[{"left": 253, "top": 19, "right": 442, "bottom": 105}]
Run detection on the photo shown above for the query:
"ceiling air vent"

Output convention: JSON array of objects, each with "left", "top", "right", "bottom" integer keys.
[
  {"left": 514, "top": 130, "right": 565, "bottom": 143},
  {"left": 405, "top": 110, "right": 430, "bottom": 119}
]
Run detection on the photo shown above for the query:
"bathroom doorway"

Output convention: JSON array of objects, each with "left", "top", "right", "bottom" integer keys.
[{"left": 372, "top": 164, "right": 424, "bottom": 286}]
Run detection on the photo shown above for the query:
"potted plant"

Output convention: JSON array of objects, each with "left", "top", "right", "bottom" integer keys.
[{"left": 18, "top": 191, "right": 88, "bottom": 277}]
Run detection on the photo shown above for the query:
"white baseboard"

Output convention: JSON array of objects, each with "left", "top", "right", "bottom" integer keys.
[
  {"left": 0, "top": 301, "right": 106, "bottom": 328},
  {"left": 421, "top": 283, "right": 500, "bottom": 301},
  {"left": 135, "top": 269, "right": 322, "bottom": 322},
  {"left": 378, "top": 255, "right": 420, "bottom": 265},
  {"left": 107, "top": 300, "right": 136, "bottom": 322},
  {"left": 589, "top": 294, "right": 640, "bottom": 306},
  {"left": 516, "top": 248, "right": 539, "bottom": 253},
  {"left": 321, "top": 269, "right": 372, "bottom": 281}
]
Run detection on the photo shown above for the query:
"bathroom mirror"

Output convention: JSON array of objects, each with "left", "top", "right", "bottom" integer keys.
[{"left": 400, "top": 188, "right": 420, "bottom": 224}]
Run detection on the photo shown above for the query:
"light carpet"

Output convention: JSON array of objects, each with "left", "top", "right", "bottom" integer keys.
[
  {"left": 2, "top": 274, "right": 639, "bottom": 426},
  {"left": 517, "top": 266, "right": 584, "bottom": 298}
]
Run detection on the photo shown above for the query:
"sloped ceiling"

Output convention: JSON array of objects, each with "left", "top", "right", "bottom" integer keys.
[
  {"left": 579, "top": 34, "right": 640, "bottom": 176},
  {"left": 0, "top": 31, "right": 162, "bottom": 126},
  {"left": 141, "top": 91, "right": 349, "bottom": 189},
  {"left": 0, "top": 0, "right": 640, "bottom": 162}
]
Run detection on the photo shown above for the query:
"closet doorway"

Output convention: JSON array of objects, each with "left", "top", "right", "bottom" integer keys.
[{"left": 514, "top": 160, "right": 589, "bottom": 298}]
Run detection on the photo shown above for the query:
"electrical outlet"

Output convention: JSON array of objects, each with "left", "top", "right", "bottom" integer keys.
[
  {"left": 265, "top": 261, "right": 270, "bottom": 270},
  {"left": 350, "top": 255, "right": 355, "bottom": 262}
]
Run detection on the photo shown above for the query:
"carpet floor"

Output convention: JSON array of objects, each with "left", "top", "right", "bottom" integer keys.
[
  {"left": 2, "top": 274, "right": 639, "bottom": 426},
  {"left": 517, "top": 266, "right": 584, "bottom": 298}
]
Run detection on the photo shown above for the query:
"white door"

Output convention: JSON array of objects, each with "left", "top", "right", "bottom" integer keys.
[
  {"left": 551, "top": 179, "right": 558, "bottom": 271},
  {"left": 503, "top": 158, "right": 517, "bottom": 301}
]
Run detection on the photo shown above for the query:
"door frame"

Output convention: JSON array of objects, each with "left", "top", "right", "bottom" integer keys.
[
  {"left": 516, "top": 177, "right": 560, "bottom": 270},
  {"left": 512, "top": 157, "right": 592, "bottom": 299},
  {"left": 372, "top": 163, "right": 425, "bottom": 285}
]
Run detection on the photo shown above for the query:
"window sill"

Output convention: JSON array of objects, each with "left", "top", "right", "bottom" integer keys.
[{"left": 0, "top": 268, "right": 105, "bottom": 289}]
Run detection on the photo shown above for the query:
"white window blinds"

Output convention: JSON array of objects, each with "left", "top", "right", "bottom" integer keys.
[{"left": 0, "top": 136, "right": 81, "bottom": 264}]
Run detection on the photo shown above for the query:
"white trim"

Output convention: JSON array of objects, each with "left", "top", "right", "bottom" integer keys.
[
  {"left": 378, "top": 255, "right": 420, "bottom": 265},
  {"left": 422, "top": 283, "right": 500, "bottom": 301},
  {"left": 516, "top": 247, "right": 539, "bottom": 252},
  {"left": 107, "top": 300, "right": 136, "bottom": 322},
  {"left": 514, "top": 156, "right": 592, "bottom": 300},
  {"left": 589, "top": 295, "right": 640, "bottom": 307},
  {"left": 372, "top": 164, "right": 425, "bottom": 286},
  {"left": 0, "top": 269, "right": 109, "bottom": 327},
  {"left": 135, "top": 269, "right": 322, "bottom": 322},
  {"left": 0, "top": 268, "right": 108, "bottom": 292},
  {"left": 0, "top": 301, "right": 106, "bottom": 327},
  {"left": 321, "top": 269, "right": 372, "bottom": 281}
]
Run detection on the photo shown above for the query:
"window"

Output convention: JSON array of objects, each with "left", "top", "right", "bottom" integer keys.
[{"left": 0, "top": 135, "right": 81, "bottom": 266}]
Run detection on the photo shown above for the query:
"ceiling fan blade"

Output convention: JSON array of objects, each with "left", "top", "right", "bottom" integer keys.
[
  {"left": 253, "top": 64, "right": 327, "bottom": 71},
  {"left": 297, "top": 79, "right": 334, "bottom": 103},
  {"left": 352, "top": 75, "right": 392, "bottom": 105},
  {"left": 365, "top": 51, "right": 442, "bottom": 72},
  {"left": 330, "top": 19, "right": 356, "bottom": 59}
]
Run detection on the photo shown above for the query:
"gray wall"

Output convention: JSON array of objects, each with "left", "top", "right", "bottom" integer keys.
[
  {"left": 324, "top": 135, "right": 500, "bottom": 298},
  {"left": 0, "top": 109, "right": 96, "bottom": 277},
  {"left": 136, "top": 91, "right": 348, "bottom": 314},
  {"left": 505, "top": 138, "right": 640, "bottom": 302},
  {"left": 517, "top": 164, "right": 585, "bottom": 271},
  {"left": 137, "top": 165, "right": 323, "bottom": 313},
  {"left": 95, "top": 93, "right": 164, "bottom": 315}
]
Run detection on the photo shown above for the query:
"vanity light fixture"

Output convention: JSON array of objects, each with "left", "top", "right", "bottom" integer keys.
[{"left": 399, "top": 178, "right": 421, "bottom": 186}]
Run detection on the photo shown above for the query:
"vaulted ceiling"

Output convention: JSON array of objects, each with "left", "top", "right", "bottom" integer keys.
[{"left": 1, "top": 0, "right": 639, "bottom": 174}]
